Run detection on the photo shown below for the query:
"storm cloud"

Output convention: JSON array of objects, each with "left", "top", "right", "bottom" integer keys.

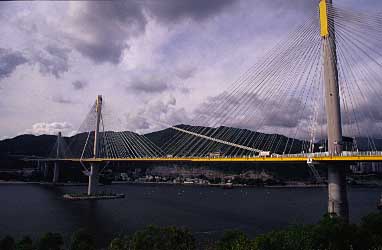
[
  {"left": 145, "top": 0, "right": 236, "bottom": 23},
  {"left": 128, "top": 79, "right": 170, "bottom": 94},
  {"left": 72, "top": 80, "right": 87, "bottom": 90},
  {"left": 33, "top": 46, "right": 71, "bottom": 78},
  {"left": 65, "top": 0, "right": 235, "bottom": 64},
  {"left": 194, "top": 92, "right": 312, "bottom": 136},
  {"left": 51, "top": 95, "right": 74, "bottom": 105},
  {"left": 0, "top": 48, "right": 28, "bottom": 80}
]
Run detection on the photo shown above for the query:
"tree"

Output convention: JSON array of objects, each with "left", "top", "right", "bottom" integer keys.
[
  {"left": 311, "top": 214, "right": 362, "bottom": 250},
  {"left": 359, "top": 212, "right": 382, "bottom": 249},
  {"left": 70, "top": 229, "right": 96, "bottom": 250},
  {"left": 108, "top": 236, "right": 129, "bottom": 250},
  {"left": 37, "top": 232, "right": 63, "bottom": 250},
  {"left": 0, "top": 236, "right": 15, "bottom": 250},
  {"left": 16, "top": 236, "right": 33, "bottom": 250},
  {"left": 253, "top": 225, "right": 315, "bottom": 250},
  {"left": 216, "top": 230, "right": 254, "bottom": 250},
  {"left": 127, "top": 225, "right": 196, "bottom": 250}
]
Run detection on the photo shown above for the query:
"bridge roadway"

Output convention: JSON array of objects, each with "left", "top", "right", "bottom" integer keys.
[{"left": 41, "top": 152, "right": 382, "bottom": 163}]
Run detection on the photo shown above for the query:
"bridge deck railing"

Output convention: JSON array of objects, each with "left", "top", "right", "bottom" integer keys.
[{"left": 49, "top": 151, "right": 382, "bottom": 161}]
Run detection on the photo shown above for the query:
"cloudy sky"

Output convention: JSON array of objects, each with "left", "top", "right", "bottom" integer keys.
[{"left": 0, "top": 0, "right": 381, "bottom": 139}]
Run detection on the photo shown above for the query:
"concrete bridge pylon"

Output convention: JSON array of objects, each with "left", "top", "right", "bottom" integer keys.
[
  {"left": 53, "top": 131, "right": 61, "bottom": 184},
  {"left": 320, "top": 0, "right": 349, "bottom": 220},
  {"left": 87, "top": 95, "right": 102, "bottom": 196}
]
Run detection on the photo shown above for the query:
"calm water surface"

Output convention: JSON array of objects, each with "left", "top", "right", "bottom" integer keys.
[{"left": 0, "top": 183, "right": 380, "bottom": 246}]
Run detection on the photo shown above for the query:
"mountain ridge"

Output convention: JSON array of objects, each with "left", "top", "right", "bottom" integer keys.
[{"left": 1, "top": 125, "right": 380, "bottom": 160}]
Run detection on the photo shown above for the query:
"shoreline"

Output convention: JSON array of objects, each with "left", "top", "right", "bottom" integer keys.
[{"left": 1, "top": 180, "right": 381, "bottom": 188}]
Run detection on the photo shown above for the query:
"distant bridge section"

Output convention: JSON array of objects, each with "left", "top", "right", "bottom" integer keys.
[{"left": 39, "top": 151, "right": 382, "bottom": 164}]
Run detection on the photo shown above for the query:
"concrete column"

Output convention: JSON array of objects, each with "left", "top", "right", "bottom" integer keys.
[
  {"left": 320, "top": 0, "right": 349, "bottom": 220},
  {"left": 43, "top": 162, "right": 49, "bottom": 180},
  {"left": 53, "top": 162, "right": 60, "bottom": 184},
  {"left": 93, "top": 95, "right": 102, "bottom": 158},
  {"left": 322, "top": 19, "right": 342, "bottom": 154},
  {"left": 52, "top": 132, "right": 61, "bottom": 184},
  {"left": 87, "top": 163, "right": 99, "bottom": 195},
  {"left": 87, "top": 95, "right": 102, "bottom": 196},
  {"left": 328, "top": 165, "right": 349, "bottom": 218},
  {"left": 37, "top": 160, "right": 41, "bottom": 171}
]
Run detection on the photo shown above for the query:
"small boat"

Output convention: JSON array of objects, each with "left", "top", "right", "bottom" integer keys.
[
  {"left": 223, "top": 183, "right": 233, "bottom": 189},
  {"left": 63, "top": 193, "right": 125, "bottom": 200}
]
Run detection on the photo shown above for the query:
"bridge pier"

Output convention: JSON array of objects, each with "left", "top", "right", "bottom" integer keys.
[
  {"left": 37, "top": 160, "right": 41, "bottom": 172},
  {"left": 87, "top": 95, "right": 102, "bottom": 196},
  {"left": 52, "top": 132, "right": 62, "bottom": 184},
  {"left": 328, "top": 165, "right": 349, "bottom": 219},
  {"left": 87, "top": 164, "right": 99, "bottom": 195},
  {"left": 43, "top": 162, "right": 49, "bottom": 180},
  {"left": 53, "top": 162, "right": 60, "bottom": 184}
]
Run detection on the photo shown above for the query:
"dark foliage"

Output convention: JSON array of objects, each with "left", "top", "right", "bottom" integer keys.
[
  {"left": 253, "top": 213, "right": 382, "bottom": 250},
  {"left": 2, "top": 212, "right": 382, "bottom": 250},
  {"left": 37, "top": 232, "right": 63, "bottom": 250},
  {"left": 108, "top": 225, "right": 196, "bottom": 250},
  {"left": 0, "top": 236, "right": 15, "bottom": 250},
  {"left": 15, "top": 236, "right": 33, "bottom": 250},
  {"left": 70, "top": 229, "right": 96, "bottom": 250},
  {"left": 216, "top": 230, "right": 254, "bottom": 250}
]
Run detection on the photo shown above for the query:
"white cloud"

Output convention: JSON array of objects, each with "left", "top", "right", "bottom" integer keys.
[
  {"left": 24, "top": 122, "right": 76, "bottom": 136},
  {"left": 0, "top": 135, "right": 10, "bottom": 141}
]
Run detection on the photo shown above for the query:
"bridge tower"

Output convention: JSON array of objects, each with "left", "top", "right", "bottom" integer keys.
[
  {"left": 53, "top": 131, "right": 61, "bottom": 184},
  {"left": 320, "top": 0, "right": 349, "bottom": 219},
  {"left": 88, "top": 95, "right": 102, "bottom": 195}
]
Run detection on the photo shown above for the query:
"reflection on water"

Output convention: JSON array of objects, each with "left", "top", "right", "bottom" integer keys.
[{"left": 0, "top": 183, "right": 380, "bottom": 247}]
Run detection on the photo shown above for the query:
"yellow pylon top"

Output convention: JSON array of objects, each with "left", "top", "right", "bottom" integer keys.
[{"left": 319, "top": 0, "right": 329, "bottom": 37}]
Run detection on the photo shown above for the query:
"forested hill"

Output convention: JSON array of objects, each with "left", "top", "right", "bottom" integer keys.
[{"left": 0, "top": 125, "right": 380, "bottom": 161}]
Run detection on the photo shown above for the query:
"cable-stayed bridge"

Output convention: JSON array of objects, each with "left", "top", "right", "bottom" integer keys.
[{"left": 32, "top": 1, "right": 382, "bottom": 220}]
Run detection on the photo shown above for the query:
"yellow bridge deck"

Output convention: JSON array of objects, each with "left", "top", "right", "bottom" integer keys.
[{"left": 39, "top": 154, "right": 382, "bottom": 163}]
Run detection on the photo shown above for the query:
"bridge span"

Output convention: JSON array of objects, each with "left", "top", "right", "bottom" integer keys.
[
  {"left": 41, "top": 152, "right": 382, "bottom": 163},
  {"left": 25, "top": 0, "right": 382, "bottom": 221}
]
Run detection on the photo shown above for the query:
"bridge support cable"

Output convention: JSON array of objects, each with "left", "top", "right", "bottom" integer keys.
[
  {"left": 65, "top": 97, "right": 164, "bottom": 160},
  {"left": 170, "top": 126, "right": 264, "bottom": 154},
  {"left": 326, "top": 3, "right": 382, "bottom": 151},
  {"left": 48, "top": 0, "right": 382, "bottom": 169},
  {"left": 206, "top": 28, "right": 322, "bottom": 157},
  {"left": 203, "top": 22, "right": 320, "bottom": 156},
  {"left": 335, "top": 37, "right": 372, "bottom": 150},
  {"left": 292, "top": 38, "right": 324, "bottom": 154},
  {"left": 214, "top": 20, "right": 321, "bottom": 154},
  {"left": 110, "top": 132, "right": 130, "bottom": 158},
  {"left": 328, "top": 21, "right": 363, "bottom": 151},
  {"left": 195, "top": 40, "right": 319, "bottom": 156},
  {"left": 161, "top": 19, "right": 319, "bottom": 156},
  {"left": 261, "top": 27, "right": 322, "bottom": 155},
  {"left": 160, "top": 13, "right": 318, "bottom": 155},
  {"left": 337, "top": 51, "right": 379, "bottom": 151},
  {"left": 101, "top": 102, "right": 164, "bottom": 158},
  {"left": 141, "top": 117, "right": 267, "bottom": 155},
  {"left": 164, "top": 14, "right": 322, "bottom": 156},
  {"left": 138, "top": 116, "right": 268, "bottom": 153},
  {"left": 331, "top": 28, "right": 380, "bottom": 150}
]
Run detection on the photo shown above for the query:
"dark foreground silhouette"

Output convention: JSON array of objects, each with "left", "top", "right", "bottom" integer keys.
[{"left": 1, "top": 212, "right": 382, "bottom": 250}]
